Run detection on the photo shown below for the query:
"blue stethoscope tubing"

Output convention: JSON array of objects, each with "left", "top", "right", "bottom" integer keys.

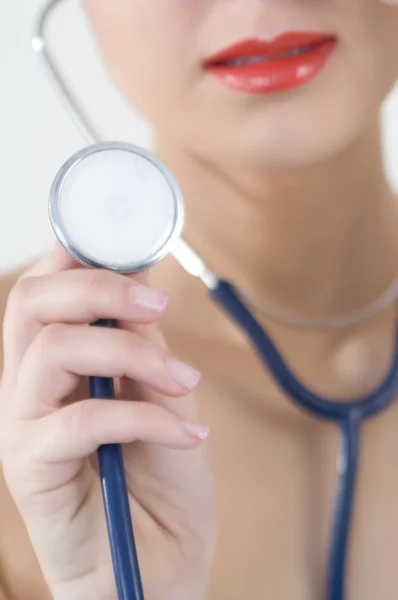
[
  {"left": 89, "top": 319, "right": 145, "bottom": 600},
  {"left": 90, "top": 281, "right": 398, "bottom": 600},
  {"left": 212, "top": 280, "right": 398, "bottom": 600}
]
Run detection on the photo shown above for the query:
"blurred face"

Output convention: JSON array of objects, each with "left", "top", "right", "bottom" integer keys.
[{"left": 83, "top": 0, "right": 398, "bottom": 171}]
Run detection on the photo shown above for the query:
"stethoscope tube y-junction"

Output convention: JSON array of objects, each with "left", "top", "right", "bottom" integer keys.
[
  {"left": 87, "top": 285, "right": 398, "bottom": 600},
  {"left": 211, "top": 280, "right": 398, "bottom": 600}
]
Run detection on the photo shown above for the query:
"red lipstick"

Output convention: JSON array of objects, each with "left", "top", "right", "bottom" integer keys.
[{"left": 204, "top": 32, "right": 337, "bottom": 94}]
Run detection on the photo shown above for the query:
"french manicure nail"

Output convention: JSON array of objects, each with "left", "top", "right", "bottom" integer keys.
[
  {"left": 166, "top": 358, "right": 202, "bottom": 390},
  {"left": 129, "top": 285, "right": 170, "bottom": 311},
  {"left": 181, "top": 421, "right": 210, "bottom": 440}
]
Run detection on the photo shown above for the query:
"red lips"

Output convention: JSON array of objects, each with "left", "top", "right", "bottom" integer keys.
[{"left": 204, "top": 32, "right": 337, "bottom": 94}]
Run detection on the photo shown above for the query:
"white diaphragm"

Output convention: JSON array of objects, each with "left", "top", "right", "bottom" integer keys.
[{"left": 49, "top": 142, "right": 184, "bottom": 273}]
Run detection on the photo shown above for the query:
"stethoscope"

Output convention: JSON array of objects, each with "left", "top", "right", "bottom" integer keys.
[{"left": 33, "top": 2, "right": 398, "bottom": 599}]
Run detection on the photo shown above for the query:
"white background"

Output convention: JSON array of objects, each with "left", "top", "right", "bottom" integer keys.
[{"left": 1, "top": 0, "right": 397, "bottom": 273}]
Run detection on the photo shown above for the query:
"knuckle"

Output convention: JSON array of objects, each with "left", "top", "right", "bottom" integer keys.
[
  {"left": 65, "top": 401, "right": 94, "bottom": 436},
  {"left": 149, "top": 345, "right": 169, "bottom": 376},
  {"left": 117, "top": 329, "right": 139, "bottom": 357},
  {"left": 6, "top": 277, "right": 35, "bottom": 315},
  {"left": 0, "top": 423, "right": 28, "bottom": 471},
  {"left": 126, "top": 333, "right": 167, "bottom": 374},
  {"left": 129, "top": 401, "right": 157, "bottom": 423},
  {"left": 78, "top": 269, "right": 126, "bottom": 312},
  {"left": 81, "top": 269, "right": 108, "bottom": 297},
  {"left": 114, "top": 330, "right": 136, "bottom": 365},
  {"left": 34, "top": 323, "right": 65, "bottom": 359}
]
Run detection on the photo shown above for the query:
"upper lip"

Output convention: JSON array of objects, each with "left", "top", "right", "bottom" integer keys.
[{"left": 205, "top": 32, "right": 337, "bottom": 65}]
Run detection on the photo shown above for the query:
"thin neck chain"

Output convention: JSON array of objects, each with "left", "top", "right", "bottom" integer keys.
[
  {"left": 173, "top": 238, "right": 398, "bottom": 330},
  {"left": 235, "top": 277, "right": 398, "bottom": 330}
]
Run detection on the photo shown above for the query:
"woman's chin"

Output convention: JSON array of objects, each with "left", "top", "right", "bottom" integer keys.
[
  {"left": 174, "top": 52, "right": 393, "bottom": 173},
  {"left": 186, "top": 119, "right": 366, "bottom": 174}
]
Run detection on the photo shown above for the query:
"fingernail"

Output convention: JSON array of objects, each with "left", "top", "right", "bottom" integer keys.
[
  {"left": 181, "top": 421, "right": 210, "bottom": 440},
  {"left": 166, "top": 358, "right": 202, "bottom": 390},
  {"left": 129, "top": 285, "right": 170, "bottom": 311}
]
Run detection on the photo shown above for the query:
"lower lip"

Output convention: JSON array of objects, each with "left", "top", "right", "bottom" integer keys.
[{"left": 205, "top": 40, "right": 337, "bottom": 94}]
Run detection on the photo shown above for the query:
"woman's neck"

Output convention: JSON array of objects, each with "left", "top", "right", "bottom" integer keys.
[{"left": 155, "top": 120, "right": 398, "bottom": 321}]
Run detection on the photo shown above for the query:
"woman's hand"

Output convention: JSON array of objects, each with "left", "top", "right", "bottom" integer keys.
[{"left": 0, "top": 247, "right": 217, "bottom": 600}]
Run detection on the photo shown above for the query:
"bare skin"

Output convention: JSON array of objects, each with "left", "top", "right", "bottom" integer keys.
[
  {"left": 2, "top": 116, "right": 398, "bottom": 598},
  {"left": 1, "top": 0, "right": 398, "bottom": 598}
]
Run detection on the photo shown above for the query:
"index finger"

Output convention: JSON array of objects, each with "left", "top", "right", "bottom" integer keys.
[
  {"left": 23, "top": 243, "right": 150, "bottom": 284},
  {"left": 20, "top": 243, "right": 80, "bottom": 279}
]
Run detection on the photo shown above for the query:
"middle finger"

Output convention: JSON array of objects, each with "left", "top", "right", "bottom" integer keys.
[{"left": 14, "top": 324, "right": 201, "bottom": 419}]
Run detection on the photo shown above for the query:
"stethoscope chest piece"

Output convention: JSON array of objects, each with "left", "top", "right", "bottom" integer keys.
[
  {"left": 49, "top": 142, "right": 184, "bottom": 273},
  {"left": 48, "top": 141, "right": 187, "bottom": 600}
]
